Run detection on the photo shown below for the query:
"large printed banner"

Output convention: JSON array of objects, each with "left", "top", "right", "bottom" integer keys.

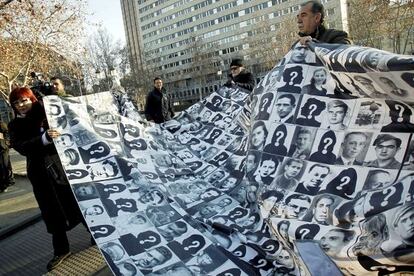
[{"left": 44, "top": 42, "right": 414, "bottom": 276}]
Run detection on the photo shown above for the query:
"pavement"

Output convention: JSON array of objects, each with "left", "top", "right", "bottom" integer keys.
[{"left": 0, "top": 150, "right": 112, "bottom": 275}]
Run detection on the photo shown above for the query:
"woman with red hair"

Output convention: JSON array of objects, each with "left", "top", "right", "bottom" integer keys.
[{"left": 8, "top": 87, "right": 85, "bottom": 271}]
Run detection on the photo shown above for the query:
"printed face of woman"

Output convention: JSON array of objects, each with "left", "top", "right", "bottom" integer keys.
[{"left": 313, "top": 69, "right": 326, "bottom": 85}]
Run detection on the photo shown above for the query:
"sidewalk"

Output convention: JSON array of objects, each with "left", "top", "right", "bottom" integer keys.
[
  {"left": 0, "top": 149, "right": 39, "bottom": 238},
  {"left": 0, "top": 150, "right": 111, "bottom": 275}
]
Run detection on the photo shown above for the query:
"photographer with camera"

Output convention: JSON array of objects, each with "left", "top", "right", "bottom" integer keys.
[{"left": 30, "top": 72, "right": 53, "bottom": 99}]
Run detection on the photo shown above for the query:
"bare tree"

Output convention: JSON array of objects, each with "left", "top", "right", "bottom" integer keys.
[
  {"left": 0, "top": 0, "right": 87, "bottom": 98},
  {"left": 85, "top": 28, "right": 123, "bottom": 91},
  {"left": 243, "top": 14, "right": 297, "bottom": 73},
  {"left": 348, "top": 0, "right": 414, "bottom": 54}
]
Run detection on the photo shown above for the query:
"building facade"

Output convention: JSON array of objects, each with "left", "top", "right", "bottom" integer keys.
[{"left": 121, "top": 0, "right": 349, "bottom": 106}]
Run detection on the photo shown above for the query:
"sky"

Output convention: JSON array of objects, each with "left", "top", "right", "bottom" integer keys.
[{"left": 86, "top": 0, "right": 126, "bottom": 44}]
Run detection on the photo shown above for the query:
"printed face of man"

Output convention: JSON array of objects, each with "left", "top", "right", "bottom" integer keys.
[
  {"left": 276, "top": 249, "right": 294, "bottom": 269},
  {"left": 251, "top": 125, "right": 266, "bottom": 148},
  {"left": 321, "top": 230, "right": 347, "bottom": 257},
  {"left": 200, "top": 189, "right": 220, "bottom": 200},
  {"left": 328, "top": 106, "right": 346, "bottom": 125},
  {"left": 103, "top": 243, "right": 125, "bottom": 261},
  {"left": 203, "top": 148, "right": 218, "bottom": 159},
  {"left": 375, "top": 139, "right": 399, "bottom": 161},
  {"left": 396, "top": 208, "right": 414, "bottom": 243},
  {"left": 342, "top": 133, "right": 367, "bottom": 159},
  {"left": 197, "top": 253, "right": 213, "bottom": 265},
  {"left": 128, "top": 215, "right": 146, "bottom": 225},
  {"left": 55, "top": 134, "right": 74, "bottom": 147},
  {"left": 296, "top": 132, "right": 311, "bottom": 151},
  {"left": 354, "top": 226, "right": 384, "bottom": 256},
  {"left": 135, "top": 248, "right": 167, "bottom": 268},
  {"left": 85, "top": 206, "right": 103, "bottom": 216},
  {"left": 284, "top": 161, "right": 303, "bottom": 179},
  {"left": 246, "top": 154, "right": 257, "bottom": 173},
  {"left": 222, "top": 177, "right": 237, "bottom": 189},
  {"left": 259, "top": 160, "right": 276, "bottom": 177},
  {"left": 367, "top": 52, "right": 384, "bottom": 66},
  {"left": 76, "top": 185, "right": 94, "bottom": 196},
  {"left": 367, "top": 171, "right": 391, "bottom": 190},
  {"left": 156, "top": 154, "right": 173, "bottom": 167},
  {"left": 202, "top": 111, "right": 212, "bottom": 121},
  {"left": 303, "top": 166, "right": 329, "bottom": 189},
  {"left": 276, "top": 97, "right": 294, "bottom": 119},
  {"left": 286, "top": 198, "right": 310, "bottom": 219},
  {"left": 90, "top": 163, "right": 115, "bottom": 178},
  {"left": 278, "top": 223, "right": 289, "bottom": 240},
  {"left": 313, "top": 197, "right": 334, "bottom": 224},
  {"left": 159, "top": 223, "right": 186, "bottom": 240},
  {"left": 140, "top": 190, "right": 163, "bottom": 205},
  {"left": 290, "top": 47, "right": 307, "bottom": 63}
]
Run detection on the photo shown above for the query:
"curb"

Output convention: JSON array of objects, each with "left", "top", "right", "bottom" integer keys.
[
  {"left": 0, "top": 212, "right": 42, "bottom": 241},
  {"left": 14, "top": 172, "right": 27, "bottom": 177}
]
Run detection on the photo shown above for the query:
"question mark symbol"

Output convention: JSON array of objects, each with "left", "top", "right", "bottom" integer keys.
[
  {"left": 103, "top": 130, "right": 112, "bottom": 136},
  {"left": 90, "top": 146, "right": 105, "bottom": 155},
  {"left": 261, "top": 98, "right": 269, "bottom": 112},
  {"left": 214, "top": 98, "right": 221, "bottom": 107},
  {"left": 117, "top": 202, "right": 133, "bottom": 208},
  {"left": 230, "top": 211, "right": 243, "bottom": 219},
  {"left": 289, "top": 71, "right": 299, "bottom": 85},
  {"left": 126, "top": 126, "right": 137, "bottom": 134},
  {"left": 299, "top": 228, "right": 310, "bottom": 239},
  {"left": 381, "top": 186, "right": 396, "bottom": 207},
  {"left": 394, "top": 104, "right": 405, "bottom": 123},
  {"left": 92, "top": 226, "right": 109, "bottom": 236},
  {"left": 337, "top": 176, "right": 351, "bottom": 191},
  {"left": 69, "top": 171, "right": 82, "bottom": 177},
  {"left": 104, "top": 186, "right": 120, "bottom": 193},
  {"left": 139, "top": 235, "right": 157, "bottom": 245},
  {"left": 233, "top": 250, "right": 243, "bottom": 257},
  {"left": 184, "top": 241, "right": 200, "bottom": 251},
  {"left": 264, "top": 244, "right": 275, "bottom": 252},
  {"left": 274, "top": 131, "right": 285, "bottom": 147},
  {"left": 256, "top": 259, "right": 267, "bottom": 268},
  {"left": 307, "top": 104, "right": 318, "bottom": 119},
  {"left": 322, "top": 137, "right": 333, "bottom": 154}
]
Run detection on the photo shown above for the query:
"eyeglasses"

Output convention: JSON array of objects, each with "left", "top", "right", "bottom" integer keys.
[
  {"left": 13, "top": 98, "right": 31, "bottom": 107},
  {"left": 230, "top": 67, "right": 240, "bottom": 71},
  {"left": 376, "top": 145, "right": 397, "bottom": 150}
]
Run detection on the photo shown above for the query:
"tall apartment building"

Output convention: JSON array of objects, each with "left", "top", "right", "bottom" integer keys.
[{"left": 121, "top": 0, "right": 349, "bottom": 106}]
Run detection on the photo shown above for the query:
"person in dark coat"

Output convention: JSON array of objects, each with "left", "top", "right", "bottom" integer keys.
[
  {"left": 297, "top": 1, "right": 351, "bottom": 45},
  {"left": 144, "top": 77, "right": 175, "bottom": 123},
  {"left": 224, "top": 58, "right": 256, "bottom": 92},
  {"left": 8, "top": 87, "right": 86, "bottom": 271},
  {"left": 0, "top": 120, "right": 14, "bottom": 192}
]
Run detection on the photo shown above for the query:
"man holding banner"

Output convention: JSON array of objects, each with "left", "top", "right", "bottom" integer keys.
[{"left": 297, "top": 1, "right": 351, "bottom": 45}]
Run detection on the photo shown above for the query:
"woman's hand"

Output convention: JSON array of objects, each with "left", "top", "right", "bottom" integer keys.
[{"left": 47, "top": 129, "right": 61, "bottom": 139}]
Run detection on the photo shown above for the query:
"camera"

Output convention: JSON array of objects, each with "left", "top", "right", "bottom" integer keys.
[{"left": 30, "top": 72, "right": 54, "bottom": 98}]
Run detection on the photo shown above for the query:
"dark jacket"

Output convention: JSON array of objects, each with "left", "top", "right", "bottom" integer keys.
[
  {"left": 8, "top": 101, "right": 82, "bottom": 233},
  {"left": 230, "top": 70, "right": 256, "bottom": 92},
  {"left": 310, "top": 25, "right": 351, "bottom": 44},
  {"left": 144, "top": 87, "right": 175, "bottom": 123},
  {"left": 0, "top": 121, "right": 8, "bottom": 151}
]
